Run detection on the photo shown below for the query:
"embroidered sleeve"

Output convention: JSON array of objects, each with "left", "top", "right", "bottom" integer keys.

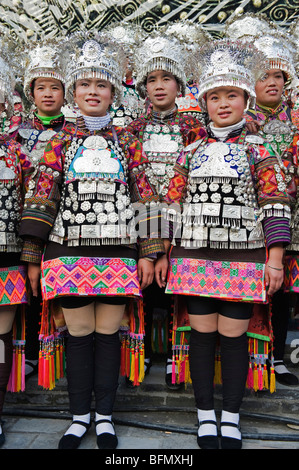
[
  {"left": 19, "top": 135, "right": 66, "bottom": 241},
  {"left": 20, "top": 237, "right": 44, "bottom": 263},
  {"left": 253, "top": 145, "right": 291, "bottom": 246}
]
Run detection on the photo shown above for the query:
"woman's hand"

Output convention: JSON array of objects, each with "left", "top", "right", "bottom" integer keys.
[
  {"left": 28, "top": 262, "right": 41, "bottom": 297},
  {"left": 155, "top": 254, "right": 169, "bottom": 288},
  {"left": 138, "top": 258, "right": 154, "bottom": 290},
  {"left": 245, "top": 120, "right": 262, "bottom": 134},
  {"left": 265, "top": 245, "right": 284, "bottom": 296}
]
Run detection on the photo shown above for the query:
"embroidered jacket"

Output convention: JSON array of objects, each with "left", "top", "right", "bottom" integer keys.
[
  {"left": 0, "top": 138, "right": 34, "bottom": 254},
  {"left": 179, "top": 124, "right": 291, "bottom": 250},
  {"left": 19, "top": 116, "right": 165, "bottom": 261},
  {"left": 15, "top": 114, "right": 67, "bottom": 168},
  {"left": 246, "top": 100, "right": 299, "bottom": 250},
  {"left": 127, "top": 109, "right": 207, "bottom": 208},
  {"left": 110, "top": 80, "right": 145, "bottom": 127}
]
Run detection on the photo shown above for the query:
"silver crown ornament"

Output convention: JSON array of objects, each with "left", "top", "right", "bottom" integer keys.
[
  {"left": 23, "top": 39, "right": 66, "bottom": 101},
  {"left": 224, "top": 12, "right": 296, "bottom": 83},
  {"left": 62, "top": 32, "right": 126, "bottom": 107},
  {"left": 134, "top": 32, "right": 187, "bottom": 99},
  {"left": 196, "top": 39, "right": 268, "bottom": 110}
]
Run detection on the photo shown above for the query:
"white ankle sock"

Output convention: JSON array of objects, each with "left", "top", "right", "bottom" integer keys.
[
  {"left": 221, "top": 411, "right": 241, "bottom": 440},
  {"left": 95, "top": 412, "right": 115, "bottom": 436},
  {"left": 197, "top": 409, "right": 217, "bottom": 437},
  {"left": 65, "top": 413, "right": 90, "bottom": 437}
]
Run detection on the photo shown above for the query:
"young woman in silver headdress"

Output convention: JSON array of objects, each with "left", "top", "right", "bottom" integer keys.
[
  {"left": 247, "top": 32, "right": 299, "bottom": 387},
  {"left": 0, "top": 45, "right": 34, "bottom": 448},
  {"left": 163, "top": 39, "right": 291, "bottom": 449},
  {"left": 16, "top": 42, "right": 67, "bottom": 380},
  {"left": 127, "top": 32, "right": 207, "bottom": 389},
  {"left": 225, "top": 14, "right": 299, "bottom": 387},
  {"left": 19, "top": 34, "right": 164, "bottom": 450}
]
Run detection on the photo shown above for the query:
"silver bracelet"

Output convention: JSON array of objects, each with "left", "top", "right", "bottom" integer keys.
[{"left": 267, "top": 264, "right": 284, "bottom": 271}]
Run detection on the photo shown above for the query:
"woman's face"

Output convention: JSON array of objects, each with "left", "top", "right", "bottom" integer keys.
[
  {"left": 146, "top": 70, "right": 179, "bottom": 112},
  {"left": 255, "top": 69, "right": 285, "bottom": 109},
  {"left": 73, "top": 78, "right": 114, "bottom": 117},
  {"left": 206, "top": 86, "right": 246, "bottom": 128},
  {"left": 32, "top": 77, "right": 64, "bottom": 116}
]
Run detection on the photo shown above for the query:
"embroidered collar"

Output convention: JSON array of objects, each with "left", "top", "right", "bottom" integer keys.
[
  {"left": 208, "top": 120, "right": 247, "bottom": 142},
  {"left": 32, "top": 113, "right": 65, "bottom": 130},
  {"left": 150, "top": 106, "right": 178, "bottom": 124},
  {"left": 249, "top": 100, "right": 291, "bottom": 122}
]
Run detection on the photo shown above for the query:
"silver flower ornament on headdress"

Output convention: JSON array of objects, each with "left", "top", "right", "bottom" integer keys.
[
  {"left": 62, "top": 32, "right": 126, "bottom": 107},
  {"left": 23, "top": 40, "right": 65, "bottom": 101},
  {"left": 134, "top": 33, "right": 187, "bottom": 99},
  {"left": 196, "top": 39, "right": 268, "bottom": 110}
]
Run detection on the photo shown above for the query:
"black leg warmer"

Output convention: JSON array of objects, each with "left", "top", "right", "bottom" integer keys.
[
  {"left": 66, "top": 332, "right": 94, "bottom": 415},
  {"left": 94, "top": 331, "right": 121, "bottom": 415},
  {"left": 220, "top": 333, "right": 249, "bottom": 413},
  {"left": 189, "top": 328, "right": 218, "bottom": 410}
]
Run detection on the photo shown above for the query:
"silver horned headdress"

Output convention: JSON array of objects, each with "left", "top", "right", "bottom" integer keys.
[
  {"left": 23, "top": 40, "right": 65, "bottom": 101},
  {"left": 63, "top": 33, "right": 126, "bottom": 107},
  {"left": 196, "top": 39, "right": 268, "bottom": 110},
  {"left": 134, "top": 33, "right": 187, "bottom": 99},
  {"left": 253, "top": 35, "right": 296, "bottom": 83}
]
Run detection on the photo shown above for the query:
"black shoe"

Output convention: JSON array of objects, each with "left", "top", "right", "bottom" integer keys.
[
  {"left": 58, "top": 420, "right": 91, "bottom": 449},
  {"left": 95, "top": 419, "right": 118, "bottom": 449},
  {"left": 0, "top": 421, "right": 5, "bottom": 448},
  {"left": 165, "top": 359, "right": 184, "bottom": 391},
  {"left": 220, "top": 422, "right": 242, "bottom": 449},
  {"left": 274, "top": 361, "right": 299, "bottom": 386},
  {"left": 197, "top": 420, "right": 219, "bottom": 449}
]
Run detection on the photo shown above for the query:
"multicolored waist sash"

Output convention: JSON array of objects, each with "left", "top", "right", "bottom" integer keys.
[
  {"left": 166, "top": 247, "right": 267, "bottom": 303},
  {"left": 0, "top": 265, "right": 27, "bottom": 305},
  {"left": 41, "top": 256, "right": 142, "bottom": 300},
  {"left": 284, "top": 254, "right": 299, "bottom": 293}
]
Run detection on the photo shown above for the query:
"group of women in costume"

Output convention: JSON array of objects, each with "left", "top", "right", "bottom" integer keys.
[{"left": 0, "top": 14, "right": 299, "bottom": 450}]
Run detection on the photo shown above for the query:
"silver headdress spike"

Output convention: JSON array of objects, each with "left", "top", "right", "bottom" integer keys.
[
  {"left": 133, "top": 30, "right": 188, "bottom": 99},
  {"left": 196, "top": 38, "right": 268, "bottom": 111},
  {"left": 289, "top": 19, "right": 299, "bottom": 77},
  {"left": 61, "top": 31, "right": 126, "bottom": 107},
  {"left": 0, "top": 33, "right": 20, "bottom": 116}
]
